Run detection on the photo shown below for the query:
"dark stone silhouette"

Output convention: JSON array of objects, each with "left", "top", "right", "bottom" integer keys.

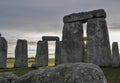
[
  {"left": 55, "top": 41, "right": 62, "bottom": 65},
  {"left": 42, "top": 36, "right": 59, "bottom": 41},
  {"left": 112, "top": 42, "right": 120, "bottom": 67}
]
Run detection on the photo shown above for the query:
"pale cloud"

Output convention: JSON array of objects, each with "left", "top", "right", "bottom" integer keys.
[{"left": 0, "top": 0, "right": 120, "bottom": 57}]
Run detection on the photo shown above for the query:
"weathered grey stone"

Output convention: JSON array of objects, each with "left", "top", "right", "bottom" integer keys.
[
  {"left": 0, "top": 36, "right": 7, "bottom": 68},
  {"left": 61, "top": 21, "right": 84, "bottom": 63},
  {"left": 63, "top": 9, "right": 106, "bottom": 23},
  {"left": 87, "top": 18, "right": 111, "bottom": 66},
  {"left": 34, "top": 41, "right": 48, "bottom": 67},
  {"left": 42, "top": 36, "right": 59, "bottom": 41},
  {"left": 13, "top": 63, "right": 107, "bottom": 83},
  {"left": 0, "top": 73, "right": 18, "bottom": 83},
  {"left": 14, "top": 39, "right": 28, "bottom": 68},
  {"left": 112, "top": 42, "right": 120, "bottom": 67},
  {"left": 55, "top": 41, "right": 62, "bottom": 65}
]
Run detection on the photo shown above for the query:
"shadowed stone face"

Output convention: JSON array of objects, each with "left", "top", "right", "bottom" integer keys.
[
  {"left": 112, "top": 42, "right": 120, "bottom": 67},
  {"left": 61, "top": 21, "right": 84, "bottom": 63},
  {"left": 14, "top": 39, "right": 28, "bottom": 68},
  {"left": 55, "top": 41, "right": 62, "bottom": 65},
  {"left": 87, "top": 18, "right": 111, "bottom": 66},
  {"left": 35, "top": 41, "right": 48, "bottom": 66},
  {"left": 0, "top": 37, "right": 7, "bottom": 68}
]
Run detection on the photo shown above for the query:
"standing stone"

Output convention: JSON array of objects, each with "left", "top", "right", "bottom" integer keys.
[
  {"left": 0, "top": 36, "right": 7, "bottom": 68},
  {"left": 55, "top": 41, "right": 62, "bottom": 65},
  {"left": 61, "top": 21, "right": 84, "bottom": 63},
  {"left": 34, "top": 41, "right": 48, "bottom": 67},
  {"left": 112, "top": 42, "right": 120, "bottom": 67},
  {"left": 87, "top": 18, "right": 111, "bottom": 66},
  {"left": 14, "top": 39, "right": 28, "bottom": 68}
]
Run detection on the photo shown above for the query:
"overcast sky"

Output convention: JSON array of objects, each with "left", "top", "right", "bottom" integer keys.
[{"left": 0, "top": 0, "right": 120, "bottom": 46}]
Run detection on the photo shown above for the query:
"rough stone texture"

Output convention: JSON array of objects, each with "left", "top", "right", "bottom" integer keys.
[
  {"left": 42, "top": 36, "right": 59, "bottom": 41},
  {"left": 14, "top": 39, "right": 28, "bottom": 68},
  {"left": 83, "top": 37, "right": 87, "bottom": 63},
  {"left": 112, "top": 42, "right": 120, "bottom": 67},
  {"left": 87, "top": 18, "right": 111, "bottom": 66},
  {"left": 63, "top": 9, "right": 106, "bottom": 23},
  {"left": 0, "top": 36, "right": 7, "bottom": 68},
  {"left": 55, "top": 41, "right": 62, "bottom": 65},
  {"left": 0, "top": 73, "right": 18, "bottom": 83},
  {"left": 33, "top": 41, "right": 48, "bottom": 67},
  {"left": 61, "top": 21, "right": 84, "bottom": 63},
  {"left": 13, "top": 63, "right": 107, "bottom": 83}
]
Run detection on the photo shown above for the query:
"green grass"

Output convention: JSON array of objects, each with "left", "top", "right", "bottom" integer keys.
[
  {"left": 0, "top": 58, "right": 120, "bottom": 83},
  {"left": 0, "top": 58, "right": 55, "bottom": 76},
  {"left": 102, "top": 67, "right": 120, "bottom": 83}
]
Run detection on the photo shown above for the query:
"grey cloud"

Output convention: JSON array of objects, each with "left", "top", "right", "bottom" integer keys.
[{"left": 0, "top": 0, "right": 120, "bottom": 34}]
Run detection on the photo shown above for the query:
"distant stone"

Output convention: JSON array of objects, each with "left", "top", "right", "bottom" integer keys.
[
  {"left": 63, "top": 9, "right": 106, "bottom": 23},
  {"left": 61, "top": 21, "right": 84, "bottom": 63},
  {"left": 14, "top": 39, "right": 28, "bottom": 68},
  {"left": 42, "top": 36, "right": 59, "bottom": 41},
  {"left": 55, "top": 41, "right": 62, "bottom": 65},
  {"left": 87, "top": 18, "right": 111, "bottom": 66},
  {"left": 13, "top": 63, "right": 107, "bottom": 83},
  {"left": 0, "top": 73, "right": 18, "bottom": 83},
  {"left": 112, "top": 42, "right": 120, "bottom": 67},
  {"left": 0, "top": 33, "right": 1, "bottom": 37},
  {"left": 0, "top": 36, "right": 7, "bottom": 68},
  {"left": 34, "top": 41, "right": 48, "bottom": 67}
]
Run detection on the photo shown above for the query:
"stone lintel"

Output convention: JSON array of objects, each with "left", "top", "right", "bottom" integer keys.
[
  {"left": 63, "top": 9, "right": 106, "bottom": 23},
  {"left": 42, "top": 36, "right": 59, "bottom": 41}
]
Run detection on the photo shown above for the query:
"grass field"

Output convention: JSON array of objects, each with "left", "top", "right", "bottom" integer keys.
[
  {"left": 6, "top": 58, "right": 55, "bottom": 68},
  {"left": 0, "top": 58, "right": 120, "bottom": 83}
]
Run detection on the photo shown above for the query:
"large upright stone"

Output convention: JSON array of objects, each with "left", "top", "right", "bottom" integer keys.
[
  {"left": 87, "top": 18, "right": 111, "bottom": 66},
  {"left": 55, "top": 41, "right": 62, "bottom": 65},
  {"left": 14, "top": 39, "right": 28, "bottom": 68},
  {"left": 0, "top": 36, "right": 7, "bottom": 68},
  {"left": 34, "top": 41, "right": 48, "bottom": 67},
  {"left": 61, "top": 21, "right": 84, "bottom": 63},
  {"left": 63, "top": 9, "right": 106, "bottom": 23},
  {"left": 112, "top": 42, "right": 120, "bottom": 67}
]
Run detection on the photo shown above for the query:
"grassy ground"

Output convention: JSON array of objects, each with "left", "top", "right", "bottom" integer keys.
[
  {"left": 0, "top": 58, "right": 120, "bottom": 83},
  {"left": 102, "top": 67, "right": 120, "bottom": 83}
]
